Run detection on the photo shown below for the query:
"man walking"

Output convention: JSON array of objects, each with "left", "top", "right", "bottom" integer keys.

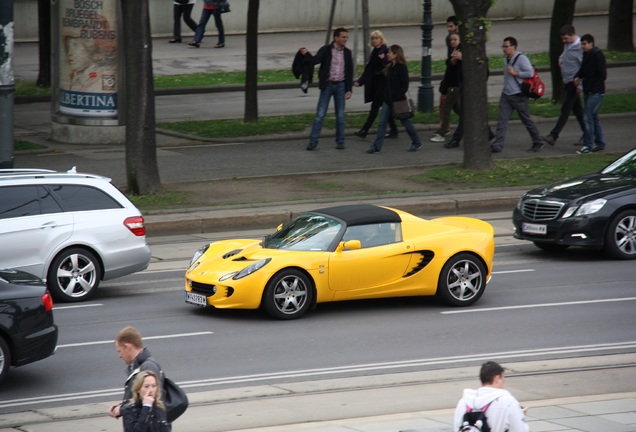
[
  {"left": 108, "top": 326, "right": 163, "bottom": 420},
  {"left": 574, "top": 33, "right": 607, "bottom": 154},
  {"left": 302, "top": 28, "right": 354, "bottom": 150},
  {"left": 491, "top": 37, "right": 543, "bottom": 153},
  {"left": 542, "top": 25, "right": 586, "bottom": 147},
  {"left": 454, "top": 361, "right": 529, "bottom": 432}
]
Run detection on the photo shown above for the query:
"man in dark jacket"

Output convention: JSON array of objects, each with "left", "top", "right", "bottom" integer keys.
[
  {"left": 301, "top": 28, "right": 354, "bottom": 150},
  {"left": 574, "top": 33, "right": 607, "bottom": 154},
  {"left": 109, "top": 326, "right": 164, "bottom": 420}
]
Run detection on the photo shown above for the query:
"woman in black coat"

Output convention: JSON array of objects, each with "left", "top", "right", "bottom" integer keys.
[
  {"left": 353, "top": 31, "right": 398, "bottom": 139},
  {"left": 367, "top": 45, "right": 422, "bottom": 154},
  {"left": 123, "top": 371, "right": 171, "bottom": 432}
]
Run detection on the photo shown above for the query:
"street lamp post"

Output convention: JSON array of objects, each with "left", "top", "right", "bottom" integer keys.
[{"left": 417, "top": 0, "right": 434, "bottom": 112}]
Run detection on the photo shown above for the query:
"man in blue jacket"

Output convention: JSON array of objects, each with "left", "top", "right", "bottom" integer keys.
[{"left": 301, "top": 28, "right": 354, "bottom": 150}]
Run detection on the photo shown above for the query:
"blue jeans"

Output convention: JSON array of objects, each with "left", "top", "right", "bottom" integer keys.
[
  {"left": 309, "top": 81, "right": 346, "bottom": 147},
  {"left": 582, "top": 93, "right": 605, "bottom": 149},
  {"left": 194, "top": 10, "right": 225, "bottom": 44},
  {"left": 372, "top": 102, "right": 421, "bottom": 151}
]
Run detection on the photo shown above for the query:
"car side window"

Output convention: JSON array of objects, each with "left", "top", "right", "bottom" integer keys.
[
  {"left": 0, "top": 186, "right": 41, "bottom": 219},
  {"left": 37, "top": 186, "right": 65, "bottom": 215},
  {"left": 343, "top": 223, "right": 402, "bottom": 248},
  {"left": 49, "top": 184, "right": 123, "bottom": 211}
]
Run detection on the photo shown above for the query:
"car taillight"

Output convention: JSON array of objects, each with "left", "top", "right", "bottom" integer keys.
[
  {"left": 42, "top": 291, "right": 54, "bottom": 312},
  {"left": 124, "top": 216, "right": 146, "bottom": 236}
]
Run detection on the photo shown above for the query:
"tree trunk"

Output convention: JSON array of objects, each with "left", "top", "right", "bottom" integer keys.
[
  {"left": 449, "top": 0, "right": 492, "bottom": 170},
  {"left": 548, "top": 0, "right": 577, "bottom": 103},
  {"left": 36, "top": 0, "right": 51, "bottom": 87},
  {"left": 608, "top": 0, "right": 635, "bottom": 52},
  {"left": 121, "top": 0, "right": 163, "bottom": 195},
  {"left": 244, "top": 0, "right": 260, "bottom": 123}
]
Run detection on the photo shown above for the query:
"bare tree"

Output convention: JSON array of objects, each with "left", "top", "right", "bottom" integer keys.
[
  {"left": 121, "top": 0, "right": 163, "bottom": 195},
  {"left": 36, "top": 0, "right": 51, "bottom": 87},
  {"left": 547, "top": 0, "right": 577, "bottom": 103},
  {"left": 449, "top": 0, "right": 493, "bottom": 170},
  {"left": 244, "top": 0, "right": 260, "bottom": 122},
  {"left": 608, "top": 0, "right": 635, "bottom": 52}
]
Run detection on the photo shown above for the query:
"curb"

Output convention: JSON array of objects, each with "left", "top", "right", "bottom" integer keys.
[{"left": 143, "top": 191, "right": 522, "bottom": 236}]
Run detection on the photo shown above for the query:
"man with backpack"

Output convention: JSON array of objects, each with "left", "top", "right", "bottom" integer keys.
[
  {"left": 453, "top": 361, "right": 529, "bottom": 432},
  {"left": 490, "top": 37, "right": 543, "bottom": 154}
]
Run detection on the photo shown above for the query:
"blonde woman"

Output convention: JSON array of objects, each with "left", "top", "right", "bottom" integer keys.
[
  {"left": 123, "top": 371, "right": 170, "bottom": 432},
  {"left": 353, "top": 30, "right": 398, "bottom": 139}
]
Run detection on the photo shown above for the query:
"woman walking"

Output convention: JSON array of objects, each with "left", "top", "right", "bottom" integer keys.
[
  {"left": 353, "top": 31, "right": 397, "bottom": 139},
  {"left": 366, "top": 45, "right": 421, "bottom": 154},
  {"left": 123, "top": 371, "right": 170, "bottom": 432}
]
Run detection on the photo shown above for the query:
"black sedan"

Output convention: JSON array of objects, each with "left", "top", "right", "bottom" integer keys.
[
  {"left": 0, "top": 269, "right": 58, "bottom": 383},
  {"left": 513, "top": 148, "right": 636, "bottom": 259}
]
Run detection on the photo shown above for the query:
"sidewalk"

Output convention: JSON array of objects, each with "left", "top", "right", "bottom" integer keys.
[{"left": 2, "top": 355, "right": 635, "bottom": 432}]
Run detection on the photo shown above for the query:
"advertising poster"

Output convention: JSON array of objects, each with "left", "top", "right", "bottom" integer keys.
[{"left": 59, "top": 0, "right": 117, "bottom": 117}]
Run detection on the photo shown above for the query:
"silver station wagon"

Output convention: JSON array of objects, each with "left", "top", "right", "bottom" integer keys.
[{"left": 0, "top": 168, "right": 151, "bottom": 302}]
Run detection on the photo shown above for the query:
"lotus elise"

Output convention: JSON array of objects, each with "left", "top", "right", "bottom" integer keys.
[{"left": 185, "top": 204, "right": 495, "bottom": 319}]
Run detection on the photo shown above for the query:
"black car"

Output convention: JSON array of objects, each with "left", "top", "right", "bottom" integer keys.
[
  {"left": 0, "top": 269, "right": 58, "bottom": 383},
  {"left": 513, "top": 148, "right": 636, "bottom": 259}
]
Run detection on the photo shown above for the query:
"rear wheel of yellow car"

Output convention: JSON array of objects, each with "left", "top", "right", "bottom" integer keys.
[
  {"left": 263, "top": 269, "right": 313, "bottom": 319},
  {"left": 436, "top": 253, "right": 486, "bottom": 307}
]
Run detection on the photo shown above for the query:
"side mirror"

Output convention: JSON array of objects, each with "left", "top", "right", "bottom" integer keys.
[{"left": 336, "top": 239, "right": 362, "bottom": 252}]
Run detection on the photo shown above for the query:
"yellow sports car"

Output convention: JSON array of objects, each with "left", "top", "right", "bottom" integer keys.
[{"left": 185, "top": 204, "right": 495, "bottom": 319}]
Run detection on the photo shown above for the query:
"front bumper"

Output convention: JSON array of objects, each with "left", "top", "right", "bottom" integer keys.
[{"left": 512, "top": 208, "right": 608, "bottom": 247}]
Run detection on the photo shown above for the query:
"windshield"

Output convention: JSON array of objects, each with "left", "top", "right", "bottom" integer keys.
[
  {"left": 601, "top": 149, "right": 636, "bottom": 176},
  {"left": 263, "top": 215, "right": 342, "bottom": 251}
]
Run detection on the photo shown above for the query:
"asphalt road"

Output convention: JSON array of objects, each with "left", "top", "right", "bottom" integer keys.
[{"left": 1, "top": 218, "right": 635, "bottom": 419}]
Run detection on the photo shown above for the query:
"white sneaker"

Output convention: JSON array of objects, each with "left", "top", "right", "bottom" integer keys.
[{"left": 430, "top": 134, "right": 446, "bottom": 142}]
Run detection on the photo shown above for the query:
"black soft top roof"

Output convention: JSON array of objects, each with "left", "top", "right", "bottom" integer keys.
[{"left": 309, "top": 204, "right": 402, "bottom": 226}]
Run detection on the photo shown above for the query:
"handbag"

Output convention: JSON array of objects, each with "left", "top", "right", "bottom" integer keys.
[
  {"left": 392, "top": 93, "right": 415, "bottom": 120},
  {"left": 163, "top": 376, "right": 189, "bottom": 423},
  {"left": 216, "top": 0, "right": 230, "bottom": 13}
]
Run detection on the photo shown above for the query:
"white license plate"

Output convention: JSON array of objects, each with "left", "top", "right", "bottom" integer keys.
[
  {"left": 185, "top": 292, "right": 208, "bottom": 306},
  {"left": 522, "top": 222, "right": 547, "bottom": 235}
]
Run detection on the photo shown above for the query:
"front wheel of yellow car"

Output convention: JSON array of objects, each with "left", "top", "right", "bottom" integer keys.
[
  {"left": 436, "top": 253, "right": 486, "bottom": 307},
  {"left": 263, "top": 269, "right": 313, "bottom": 319}
]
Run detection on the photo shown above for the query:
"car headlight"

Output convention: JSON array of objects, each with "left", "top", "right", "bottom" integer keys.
[
  {"left": 563, "top": 198, "right": 607, "bottom": 218},
  {"left": 189, "top": 244, "right": 210, "bottom": 268},
  {"left": 226, "top": 258, "right": 271, "bottom": 280}
]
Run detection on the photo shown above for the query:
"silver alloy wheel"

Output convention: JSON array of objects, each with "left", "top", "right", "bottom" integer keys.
[
  {"left": 48, "top": 248, "right": 101, "bottom": 302},
  {"left": 437, "top": 253, "right": 487, "bottom": 307},
  {"left": 606, "top": 210, "right": 636, "bottom": 259},
  {"left": 0, "top": 337, "right": 10, "bottom": 384},
  {"left": 264, "top": 269, "right": 313, "bottom": 319}
]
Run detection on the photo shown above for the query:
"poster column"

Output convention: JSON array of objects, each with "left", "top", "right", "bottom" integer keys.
[{"left": 52, "top": 0, "right": 125, "bottom": 144}]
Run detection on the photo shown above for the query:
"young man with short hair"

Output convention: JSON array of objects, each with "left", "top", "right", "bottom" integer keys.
[
  {"left": 302, "top": 28, "right": 354, "bottom": 151},
  {"left": 454, "top": 361, "right": 529, "bottom": 432},
  {"left": 574, "top": 33, "right": 607, "bottom": 154},
  {"left": 491, "top": 37, "right": 543, "bottom": 153}
]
